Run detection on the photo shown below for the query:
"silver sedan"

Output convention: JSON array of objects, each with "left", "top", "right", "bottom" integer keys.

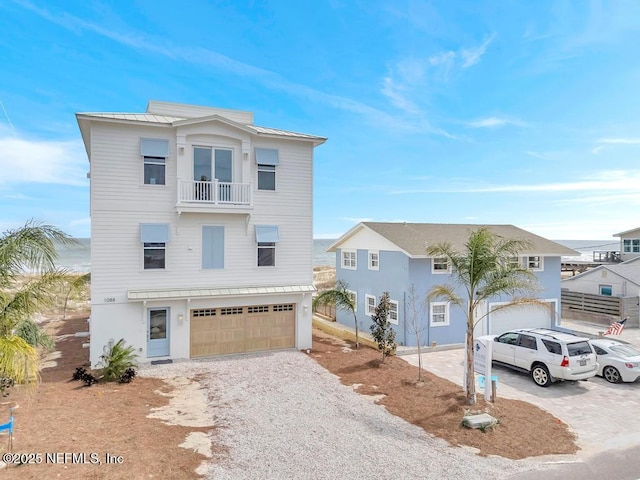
[{"left": 590, "top": 339, "right": 640, "bottom": 383}]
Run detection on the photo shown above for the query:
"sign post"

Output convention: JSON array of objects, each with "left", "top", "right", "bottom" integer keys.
[{"left": 473, "top": 337, "right": 493, "bottom": 402}]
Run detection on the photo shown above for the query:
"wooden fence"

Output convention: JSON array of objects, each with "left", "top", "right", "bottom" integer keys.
[
  {"left": 313, "top": 302, "right": 336, "bottom": 320},
  {"left": 561, "top": 290, "right": 621, "bottom": 317}
]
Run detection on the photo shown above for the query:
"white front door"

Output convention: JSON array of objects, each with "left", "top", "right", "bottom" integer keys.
[{"left": 147, "top": 308, "right": 170, "bottom": 357}]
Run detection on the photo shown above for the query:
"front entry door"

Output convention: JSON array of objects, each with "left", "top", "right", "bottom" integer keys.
[{"left": 148, "top": 308, "right": 170, "bottom": 357}]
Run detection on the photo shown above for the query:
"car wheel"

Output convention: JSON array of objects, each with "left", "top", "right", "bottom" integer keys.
[
  {"left": 603, "top": 365, "right": 622, "bottom": 384},
  {"left": 531, "top": 364, "right": 552, "bottom": 387}
]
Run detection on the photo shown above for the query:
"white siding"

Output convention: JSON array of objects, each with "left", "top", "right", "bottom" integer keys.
[
  {"left": 337, "top": 226, "right": 405, "bottom": 253},
  {"left": 89, "top": 292, "right": 312, "bottom": 366},
  {"left": 562, "top": 268, "right": 635, "bottom": 296},
  {"left": 147, "top": 100, "right": 254, "bottom": 123},
  {"left": 87, "top": 108, "right": 318, "bottom": 364}
]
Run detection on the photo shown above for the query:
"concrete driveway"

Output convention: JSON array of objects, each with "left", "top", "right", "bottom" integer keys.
[{"left": 401, "top": 347, "right": 640, "bottom": 456}]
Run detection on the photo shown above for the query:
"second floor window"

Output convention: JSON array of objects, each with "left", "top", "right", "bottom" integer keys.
[
  {"left": 255, "top": 225, "right": 280, "bottom": 267},
  {"left": 255, "top": 148, "right": 279, "bottom": 191},
  {"left": 144, "top": 243, "right": 165, "bottom": 269},
  {"left": 623, "top": 239, "right": 640, "bottom": 253},
  {"left": 368, "top": 251, "right": 379, "bottom": 270},
  {"left": 432, "top": 257, "right": 449, "bottom": 273},
  {"left": 342, "top": 250, "right": 356, "bottom": 269},
  {"left": 140, "top": 138, "right": 169, "bottom": 186},
  {"left": 140, "top": 223, "right": 169, "bottom": 270},
  {"left": 526, "top": 256, "right": 542, "bottom": 270},
  {"left": 257, "top": 164, "right": 276, "bottom": 190},
  {"left": 258, "top": 242, "right": 276, "bottom": 266},
  {"left": 144, "top": 157, "right": 166, "bottom": 185}
]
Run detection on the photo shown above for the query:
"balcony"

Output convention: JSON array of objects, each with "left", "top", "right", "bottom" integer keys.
[{"left": 176, "top": 179, "right": 253, "bottom": 213}]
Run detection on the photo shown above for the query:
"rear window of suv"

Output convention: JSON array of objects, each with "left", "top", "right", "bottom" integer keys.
[
  {"left": 567, "top": 341, "right": 593, "bottom": 356},
  {"left": 542, "top": 339, "right": 562, "bottom": 354}
]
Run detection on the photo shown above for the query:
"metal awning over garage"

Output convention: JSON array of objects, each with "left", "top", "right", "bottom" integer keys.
[{"left": 127, "top": 284, "right": 316, "bottom": 301}]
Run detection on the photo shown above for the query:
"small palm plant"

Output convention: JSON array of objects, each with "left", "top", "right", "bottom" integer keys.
[
  {"left": 313, "top": 280, "right": 360, "bottom": 348},
  {"left": 98, "top": 338, "right": 138, "bottom": 382}
]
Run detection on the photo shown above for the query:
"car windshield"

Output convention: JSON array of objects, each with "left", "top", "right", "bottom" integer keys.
[
  {"left": 610, "top": 344, "right": 640, "bottom": 357},
  {"left": 567, "top": 341, "right": 593, "bottom": 356}
]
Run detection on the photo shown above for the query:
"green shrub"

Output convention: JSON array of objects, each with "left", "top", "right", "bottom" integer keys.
[
  {"left": 98, "top": 338, "right": 138, "bottom": 382},
  {"left": 14, "top": 318, "right": 55, "bottom": 351}
]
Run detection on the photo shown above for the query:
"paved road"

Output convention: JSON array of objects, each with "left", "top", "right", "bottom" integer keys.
[{"left": 507, "top": 444, "right": 640, "bottom": 480}]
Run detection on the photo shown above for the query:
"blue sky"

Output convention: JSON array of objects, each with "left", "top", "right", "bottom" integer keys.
[{"left": 2, "top": 1, "right": 640, "bottom": 240}]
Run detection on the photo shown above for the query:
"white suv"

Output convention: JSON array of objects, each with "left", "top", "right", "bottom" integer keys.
[{"left": 485, "top": 328, "right": 598, "bottom": 387}]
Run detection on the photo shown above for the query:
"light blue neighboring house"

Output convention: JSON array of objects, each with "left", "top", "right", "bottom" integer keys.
[{"left": 327, "top": 222, "right": 578, "bottom": 346}]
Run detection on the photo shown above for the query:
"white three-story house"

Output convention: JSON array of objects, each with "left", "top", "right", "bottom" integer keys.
[{"left": 77, "top": 101, "right": 326, "bottom": 366}]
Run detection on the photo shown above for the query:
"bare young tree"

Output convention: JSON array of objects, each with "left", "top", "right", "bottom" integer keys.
[{"left": 406, "top": 284, "right": 428, "bottom": 383}]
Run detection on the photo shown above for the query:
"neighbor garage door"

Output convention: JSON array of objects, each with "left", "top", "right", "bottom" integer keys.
[
  {"left": 488, "top": 300, "right": 557, "bottom": 335},
  {"left": 190, "top": 303, "right": 295, "bottom": 357}
]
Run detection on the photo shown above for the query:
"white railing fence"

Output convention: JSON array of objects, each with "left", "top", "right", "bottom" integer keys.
[{"left": 178, "top": 180, "right": 252, "bottom": 205}]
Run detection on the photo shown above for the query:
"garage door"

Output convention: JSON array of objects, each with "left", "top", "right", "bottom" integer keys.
[
  {"left": 488, "top": 300, "right": 557, "bottom": 335},
  {"left": 190, "top": 304, "right": 295, "bottom": 357}
]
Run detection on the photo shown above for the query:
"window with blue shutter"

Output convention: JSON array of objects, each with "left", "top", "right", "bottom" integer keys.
[
  {"left": 255, "top": 148, "right": 279, "bottom": 191},
  {"left": 255, "top": 225, "right": 279, "bottom": 266},
  {"left": 140, "top": 224, "right": 169, "bottom": 270},
  {"left": 141, "top": 138, "right": 169, "bottom": 185},
  {"left": 202, "top": 226, "right": 225, "bottom": 269}
]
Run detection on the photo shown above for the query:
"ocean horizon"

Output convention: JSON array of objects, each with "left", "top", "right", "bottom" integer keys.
[{"left": 53, "top": 238, "right": 620, "bottom": 273}]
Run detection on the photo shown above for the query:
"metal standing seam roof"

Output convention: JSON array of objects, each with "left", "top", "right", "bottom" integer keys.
[
  {"left": 127, "top": 284, "right": 316, "bottom": 301},
  {"left": 331, "top": 222, "right": 579, "bottom": 257},
  {"left": 77, "top": 112, "right": 326, "bottom": 142},
  {"left": 77, "top": 113, "right": 185, "bottom": 123}
]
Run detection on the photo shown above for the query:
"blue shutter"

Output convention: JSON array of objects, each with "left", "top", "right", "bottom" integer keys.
[
  {"left": 140, "top": 224, "right": 169, "bottom": 243},
  {"left": 141, "top": 138, "right": 169, "bottom": 157},
  {"left": 255, "top": 225, "right": 280, "bottom": 243},
  {"left": 255, "top": 148, "right": 279, "bottom": 166},
  {"left": 202, "top": 226, "right": 224, "bottom": 269}
]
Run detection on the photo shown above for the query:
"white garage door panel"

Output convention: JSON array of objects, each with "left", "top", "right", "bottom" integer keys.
[{"left": 489, "top": 301, "right": 556, "bottom": 335}]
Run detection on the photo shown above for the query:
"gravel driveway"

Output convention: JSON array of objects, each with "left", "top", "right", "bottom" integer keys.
[{"left": 142, "top": 350, "right": 540, "bottom": 479}]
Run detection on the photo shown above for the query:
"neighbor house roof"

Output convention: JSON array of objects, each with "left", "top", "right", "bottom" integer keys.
[
  {"left": 613, "top": 227, "right": 640, "bottom": 237},
  {"left": 328, "top": 222, "right": 579, "bottom": 257},
  {"left": 563, "top": 263, "right": 640, "bottom": 287}
]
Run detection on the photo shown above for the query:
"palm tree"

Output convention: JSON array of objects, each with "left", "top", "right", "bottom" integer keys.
[
  {"left": 426, "top": 227, "right": 543, "bottom": 405},
  {"left": 0, "top": 221, "right": 75, "bottom": 385},
  {"left": 313, "top": 279, "right": 360, "bottom": 348}
]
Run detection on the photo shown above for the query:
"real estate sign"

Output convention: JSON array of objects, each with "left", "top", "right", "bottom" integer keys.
[{"left": 474, "top": 337, "right": 493, "bottom": 400}]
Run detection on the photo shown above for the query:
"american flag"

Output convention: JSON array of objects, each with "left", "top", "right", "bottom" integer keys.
[{"left": 604, "top": 318, "right": 627, "bottom": 336}]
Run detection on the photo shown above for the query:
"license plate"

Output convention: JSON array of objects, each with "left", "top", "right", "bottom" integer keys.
[{"left": 579, "top": 359, "right": 587, "bottom": 366}]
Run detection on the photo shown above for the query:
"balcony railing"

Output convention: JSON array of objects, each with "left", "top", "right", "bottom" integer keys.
[{"left": 178, "top": 180, "right": 252, "bottom": 206}]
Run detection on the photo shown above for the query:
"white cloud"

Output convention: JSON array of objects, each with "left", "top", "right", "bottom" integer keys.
[
  {"left": 388, "top": 169, "right": 640, "bottom": 195},
  {"left": 0, "top": 136, "right": 88, "bottom": 186},
  {"left": 467, "top": 116, "right": 527, "bottom": 128},
  {"left": 460, "top": 33, "right": 496, "bottom": 68},
  {"left": 525, "top": 151, "right": 550, "bottom": 160},
  {"left": 381, "top": 77, "right": 418, "bottom": 114},
  {"left": 3, "top": 192, "right": 33, "bottom": 200},
  {"left": 18, "top": 0, "right": 417, "bottom": 132}
]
